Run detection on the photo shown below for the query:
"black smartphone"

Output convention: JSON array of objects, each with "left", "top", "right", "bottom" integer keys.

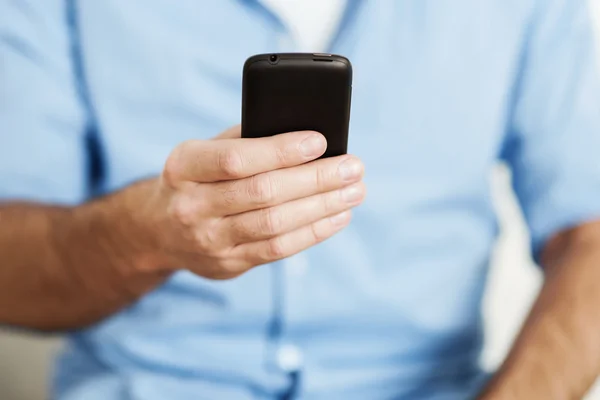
[{"left": 241, "top": 53, "right": 352, "bottom": 158}]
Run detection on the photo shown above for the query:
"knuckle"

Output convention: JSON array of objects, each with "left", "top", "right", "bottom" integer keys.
[
  {"left": 259, "top": 208, "right": 283, "bottom": 236},
  {"left": 311, "top": 221, "right": 329, "bottom": 244},
  {"left": 163, "top": 147, "right": 186, "bottom": 187},
  {"left": 168, "top": 192, "right": 197, "bottom": 227},
  {"left": 192, "top": 220, "right": 221, "bottom": 252},
  {"left": 248, "top": 174, "right": 276, "bottom": 205},
  {"left": 274, "top": 145, "right": 289, "bottom": 166},
  {"left": 266, "top": 237, "right": 286, "bottom": 259},
  {"left": 219, "top": 181, "right": 242, "bottom": 207},
  {"left": 215, "top": 259, "right": 246, "bottom": 279},
  {"left": 322, "top": 191, "right": 337, "bottom": 213},
  {"left": 315, "top": 164, "right": 329, "bottom": 191},
  {"left": 217, "top": 147, "right": 245, "bottom": 178}
]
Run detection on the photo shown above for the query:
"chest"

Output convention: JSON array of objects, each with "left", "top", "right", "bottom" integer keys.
[{"left": 75, "top": 0, "right": 529, "bottom": 196}]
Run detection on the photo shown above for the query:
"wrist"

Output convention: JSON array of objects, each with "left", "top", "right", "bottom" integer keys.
[
  {"left": 74, "top": 178, "right": 174, "bottom": 277},
  {"left": 123, "top": 178, "right": 174, "bottom": 274}
]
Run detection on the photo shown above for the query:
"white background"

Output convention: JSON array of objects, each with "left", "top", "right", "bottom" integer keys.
[{"left": 1, "top": 3, "right": 600, "bottom": 399}]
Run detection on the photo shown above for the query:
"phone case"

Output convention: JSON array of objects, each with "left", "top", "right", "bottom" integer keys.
[{"left": 242, "top": 53, "right": 352, "bottom": 159}]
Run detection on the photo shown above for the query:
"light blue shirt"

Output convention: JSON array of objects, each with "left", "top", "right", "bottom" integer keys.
[{"left": 2, "top": 1, "right": 600, "bottom": 399}]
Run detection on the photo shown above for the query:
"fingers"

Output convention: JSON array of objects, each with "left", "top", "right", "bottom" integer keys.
[
  {"left": 232, "top": 210, "right": 352, "bottom": 268},
  {"left": 209, "top": 154, "right": 364, "bottom": 215},
  {"left": 224, "top": 181, "right": 365, "bottom": 243},
  {"left": 163, "top": 130, "right": 327, "bottom": 185}
]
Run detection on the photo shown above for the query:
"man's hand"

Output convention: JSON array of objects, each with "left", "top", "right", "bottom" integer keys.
[
  {"left": 0, "top": 125, "right": 364, "bottom": 331},
  {"left": 141, "top": 125, "right": 365, "bottom": 279}
]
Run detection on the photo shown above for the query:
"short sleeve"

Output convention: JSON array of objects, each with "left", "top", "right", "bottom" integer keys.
[
  {"left": 0, "top": 0, "right": 90, "bottom": 204},
  {"left": 503, "top": 0, "right": 600, "bottom": 260}
]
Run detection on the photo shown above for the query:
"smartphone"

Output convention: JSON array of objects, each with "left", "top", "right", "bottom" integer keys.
[{"left": 241, "top": 53, "right": 352, "bottom": 158}]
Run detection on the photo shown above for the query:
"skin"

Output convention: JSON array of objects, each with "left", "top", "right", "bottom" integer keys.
[
  {"left": 478, "top": 221, "right": 600, "bottom": 400},
  {"left": 0, "top": 126, "right": 366, "bottom": 330},
  {"left": 1, "top": 125, "right": 599, "bottom": 398}
]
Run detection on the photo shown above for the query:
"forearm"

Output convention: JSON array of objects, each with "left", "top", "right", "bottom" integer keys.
[
  {"left": 0, "top": 179, "right": 170, "bottom": 332},
  {"left": 480, "top": 222, "right": 600, "bottom": 400}
]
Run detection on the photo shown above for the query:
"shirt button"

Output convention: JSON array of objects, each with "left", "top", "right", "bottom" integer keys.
[{"left": 277, "top": 344, "right": 303, "bottom": 372}]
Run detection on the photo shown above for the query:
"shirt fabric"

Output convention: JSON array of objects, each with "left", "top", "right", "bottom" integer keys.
[
  {"left": 261, "top": 0, "right": 346, "bottom": 52},
  {"left": 2, "top": 0, "right": 600, "bottom": 399}
]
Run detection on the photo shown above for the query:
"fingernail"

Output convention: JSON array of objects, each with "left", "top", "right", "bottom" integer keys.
[
  {"left": 299, "top": 134, "right": 326, "bottom": 157},
  {"left": 342, "top": 185, "right": 363, "bottom": 203},
  {"left": 338, "top": 158, "right": 363, "bottom": 182},
  {"left": 330, "top": 211, "right": 350, "bottom": 226}
]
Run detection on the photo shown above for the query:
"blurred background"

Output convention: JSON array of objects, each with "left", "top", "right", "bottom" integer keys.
[{"left": 1, "top": 3, "right": 600, "bottom": 400}]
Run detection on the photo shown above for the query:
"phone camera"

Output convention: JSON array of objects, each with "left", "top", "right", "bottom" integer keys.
[{"left": 269, "top": 54, "right": 279, "bottom": 64}]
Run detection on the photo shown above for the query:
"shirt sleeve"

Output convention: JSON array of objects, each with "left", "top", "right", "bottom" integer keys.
[
  {"left": 503, "top": 0, "right": 600, "bottom": 260},
  {"left": 0, "top": 0, "right": 91, "bottom": 204}
]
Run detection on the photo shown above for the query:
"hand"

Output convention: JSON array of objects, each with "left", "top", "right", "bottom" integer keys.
[{"left": 143, "top": 125, "right": 365, "bottom": 279}]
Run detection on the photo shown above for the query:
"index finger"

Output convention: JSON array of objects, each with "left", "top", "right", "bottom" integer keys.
[{"left": 169, "top": 130, "right": 327, "bottom": 183}]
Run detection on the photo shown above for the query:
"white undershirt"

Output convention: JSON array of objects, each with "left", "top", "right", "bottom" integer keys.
[{"left": 262, "top": 0, "right": 347, "bottom": 52}]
